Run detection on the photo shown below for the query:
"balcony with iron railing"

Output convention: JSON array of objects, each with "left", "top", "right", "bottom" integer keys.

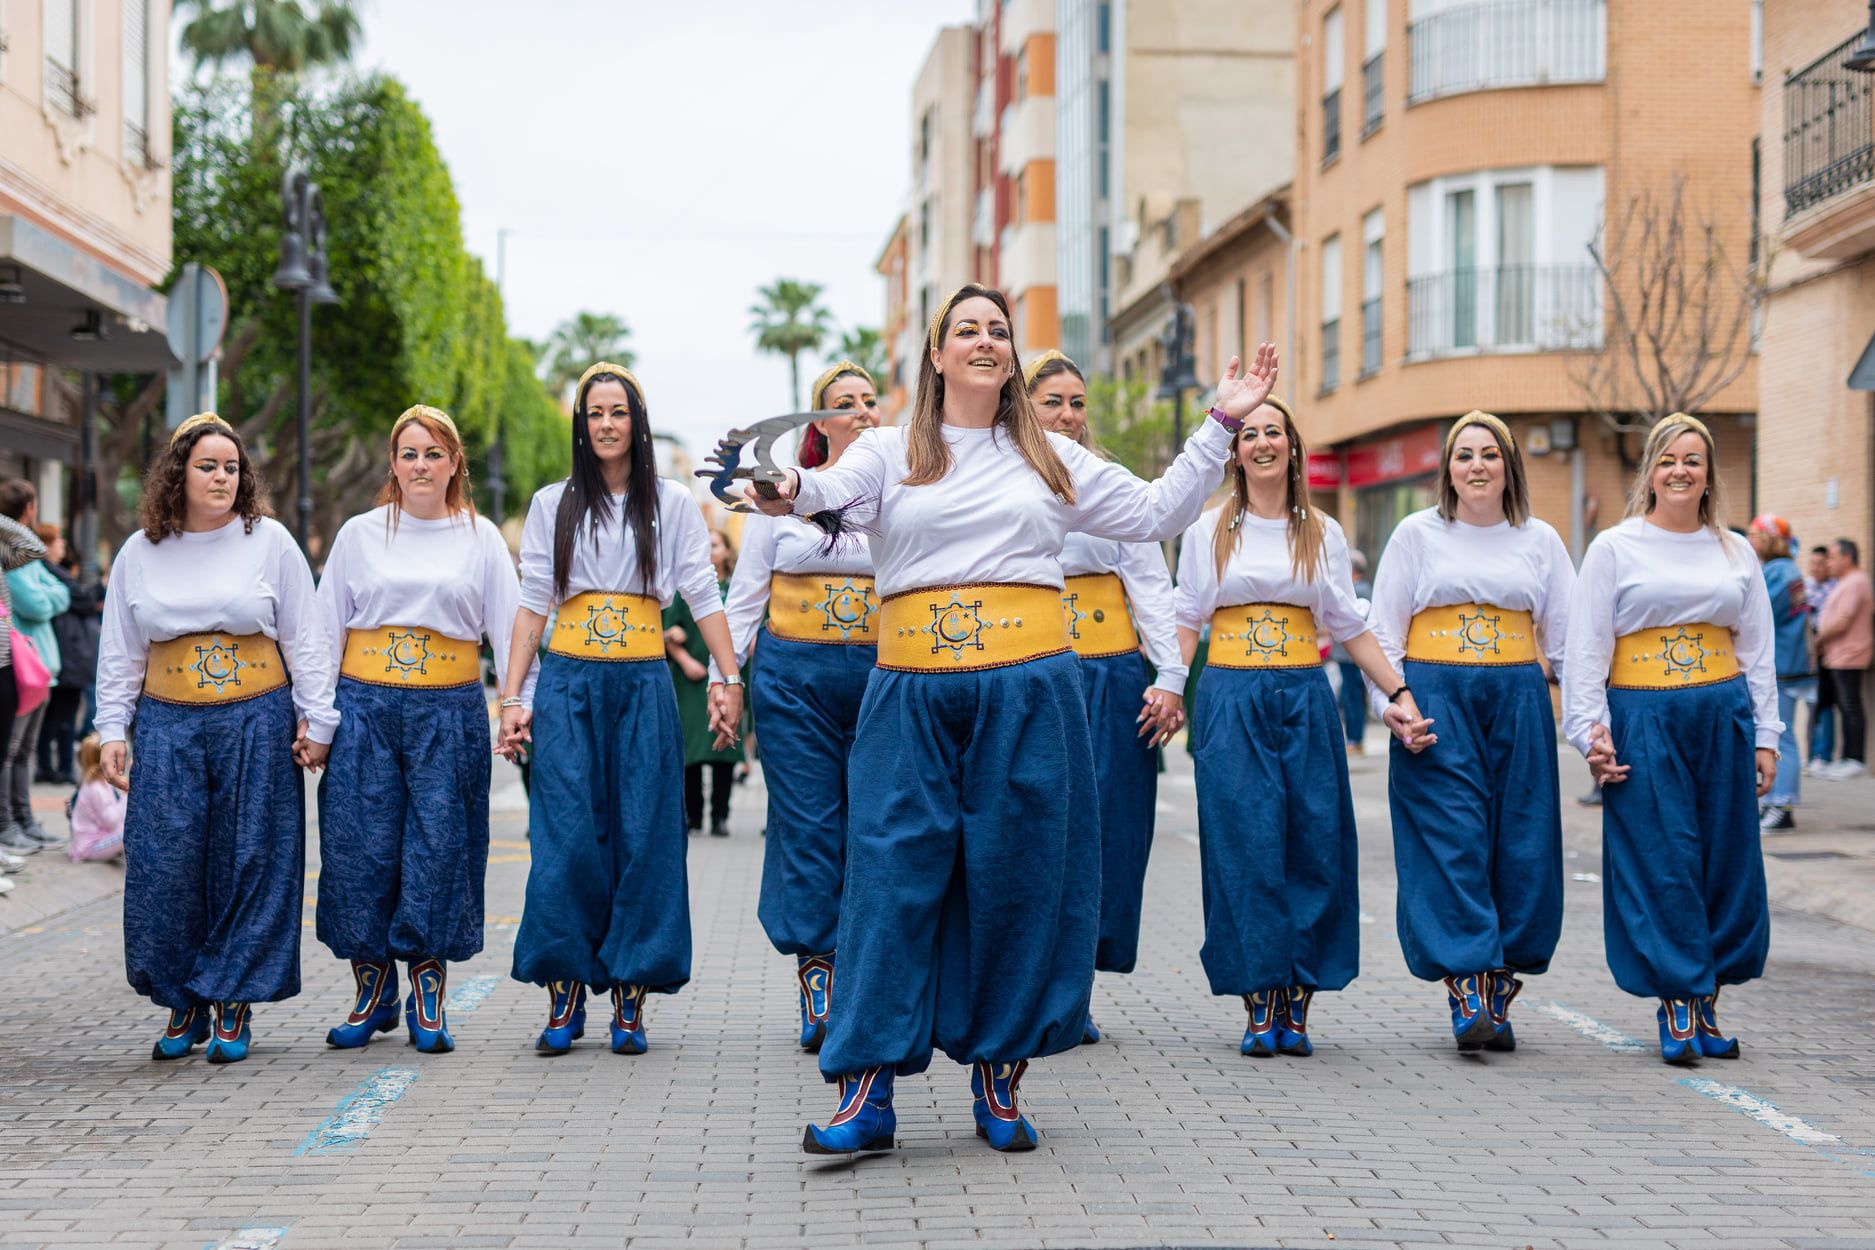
[
  {"left": 1407, "top": 0, "right": 1605, "bottom": 105},
  {"left": 1781, "top": 31, "right": 1875, "bottom": 259},
  {"left": 45, "top": 59, "right": 89, "bottom": 117},
  {"left": 1360, "top": 298, "right": 1383, "bottom": 378},
  {"left": 1405, "top": 264, "right": 1602, "bottom": 360}
]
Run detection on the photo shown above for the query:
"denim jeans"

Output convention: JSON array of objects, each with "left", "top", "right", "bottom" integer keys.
[{"left": 1772, "top": 678, "right": 1813, "bottom": 807}]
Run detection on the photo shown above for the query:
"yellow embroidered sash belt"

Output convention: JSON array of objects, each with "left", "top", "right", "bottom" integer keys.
[
  {"left": 877, "top": 583, "right": 1071, "bottom": 672},
  {"left": 548, "top": 591, "right": 664, "bottom": 661},
  {"left": 143, "top": 632, "right": 289, "bottom": 705},
  {"left": 1206, "top": 603, "right": 1322, "bottom": 670},
  {"left": 1061, "top": 573, "right": 1140, "bottom": 659},
  {"left": 1405, "top": 604, "right": 1539, "bottom": 665},
  {"left": 341, "top": 626, "right": 481, "bottom": 688},
  {"left": 1609, "top": 621, "right": 1740, "bottom": 690},
  {"left": 766, "top": 572, "right": 880, "bottom": 645}
]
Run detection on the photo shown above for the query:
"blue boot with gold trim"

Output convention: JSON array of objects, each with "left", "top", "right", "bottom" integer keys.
[
  {"left": 796, "top": 954, "right": 832, "bottom": 1051},
  {"left": 327, "top": 960, "right": 399, "bottom": 1049},
  {"left": 535, "top": 981, "right": 586, "bottom": 1055},
  {"left": 802, "top": 1067, "right": 896, "bottom": 1154},
  {"left": 152, "top": 1005, "right": 209, "bottom": 1061},
  {"left": 204, "top": 1001, "right": 251, "bottom": 1065},
  {"left": 1657, "top": 997, "right": 1700, "bottom": 1065},
  {"left": 1484, "top": 969, "right": 1522, "bottom": 1052},
  {"left": 1240, "top": 989, "right": 1284, "bottom": 1057},
  {"left": 408, "top": 959, "right": 454, "bottom": 1054},
  {"left": 1445, "top": 973, "right": 1496, "bottom": 1050},
  {"left": 610, "top": 984, "right": 648, "bottom": 1055},
  {"left": 971, "top": 1060, "right": 1039, "bottom": 1152},
  {"left": 1693, "top": 989, "right": 1739, "bottom": 1059},
  {"left": 1277, "top": 986, "right": 1315, "bottom": 1057}
]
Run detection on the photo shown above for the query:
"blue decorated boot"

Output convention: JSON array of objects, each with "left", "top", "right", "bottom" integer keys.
[
  {"left": 802, "top": 1066, "right": 896, "bottom": 1154},
  {"left": 535, "top": 980, "right": 587, "bottom": 1056},
  {"left": 326, "top": 960, "right": 400, "bottom": 1049},
  {"left": 152, "top": 1005, "right": 209, "bottom": 1061},
  {"left": 1081, "top": 1017, "right": 1102, "bottom": 1045},
  {"left": 1484, "top": 969, "right": 1522, "bottom": 1053},
  {"left": 1657, "top": 997, "right": 1700, "bottom": 1065},
  {"left": 1444, "top": 973, "right": 1496, "bottom": 1050},
  {"left": 1693, "top": 989, "right": 1740, "bottom": 1059},
  {"left": 204, "top": 1001, "right": 251, "bottom": 1065},
  {"left": 971, "top": 1060, "right": 1039, "bottom": 1152},
  {"left": 610, "top": 984, "right": 648, "bottom": 1055},
  {"left": 1240, "top": 989, "right": 1284, "bottom": 1057},
  {"left": 408, "top": 959, "right": 454, "bottom": 1054},
  {"left": 796, "top": 954, "right": 832, "bottom": 1051},
  {"left": 1277, "top": 986, "right": 1314, "bottom": 1057}
]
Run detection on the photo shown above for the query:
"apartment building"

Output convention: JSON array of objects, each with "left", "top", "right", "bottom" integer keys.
[
  {"left": 1, "top": 0, "right": 174, "bottom": 521},
  {"left": 974, "top": 0, "right": 1060, "bottom": 352},
  {"left": 873, "top": 213, "right": 912, "bottom": 425}
]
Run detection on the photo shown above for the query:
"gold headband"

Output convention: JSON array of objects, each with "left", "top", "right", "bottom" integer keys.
[
  {"left": 577, "top": 361, "right": 646, "bottom": 407},
  {"left": 1657, "top": 411, "right": 1713, "bottom": 443},
  {"left": 927, "top": 289, "right": 964, "bottom": 355},
  {"left": 169, "top": 412, "right": 235, "bottom": 446},
  {"left": 1022, "top": 349, "right": 1074, "bottom": 390},
  {"left": 1445, "top": 409, "right": 1517, "bottom": 456},
  {"left": 390, "top": 404, "right": 461, "bottom": 446},
  {"left": 810, "top": 360, "right": 874, "bottom": 410}
]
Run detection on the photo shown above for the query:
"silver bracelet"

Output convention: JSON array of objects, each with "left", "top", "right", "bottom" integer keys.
[{"left": 498, "top": 696, "right": 525, "bottom": 709}]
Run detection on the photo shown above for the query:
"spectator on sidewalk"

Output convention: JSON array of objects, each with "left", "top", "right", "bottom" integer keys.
[
  {"left": 1815, "top": 538, "right": 1872, "bottom": 780},
  {"left": 1805, "top": 545, "right": 1838, "bottom": 773},
  {"left": 1749, "top": 515, "right": 1810, "bottom": 830},
  {"left": 0, "top": 479, "right": 69, "bottom": 855},
  {"left": 66, "top": 734, "right": 124, "bottom": 863},
  {"left": 34, "top": 525, "right": 98, "bottom": 786},
  {"left": 0, "top": 508, "right": 49, "bottom": 890},
  {"left": 1332, "top": 549, "right": 1372, "bottom": 754}
]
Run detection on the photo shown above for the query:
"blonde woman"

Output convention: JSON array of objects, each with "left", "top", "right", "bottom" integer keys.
[{"left": 1563, "top": 413, "right": 1778, "bottom": 1064}]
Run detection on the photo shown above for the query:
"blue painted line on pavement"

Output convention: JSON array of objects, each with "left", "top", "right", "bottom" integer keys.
[
  {"left": 1532, "top": 999, "right": 1646, "bottom": 1053},
  {"left": 203, "top": 1228, "right": 288, "bottom": 1250},
  {"left": 444, "top": 974, "right": 499, "bottom": 1016},
  {"left": 1679, "top": 1077, "right": 1875, "bottom": 1179},
  {"left": 294, "top": 1067, "right": 420, "bottom": 1156}
]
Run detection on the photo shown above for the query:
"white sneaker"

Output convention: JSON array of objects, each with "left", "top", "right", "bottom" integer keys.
[
  {"left": 1829, "top": 759, "right": 1867, "bottom": 780},
  {"left": 0, "top": 874, "right": 13, "bottom": 896},
  {"left": 1805, "top": 757, "right": 1830, "bottom": 777},
  {"left": 0, "top": 846, "right": 25, "bottom": 871}
]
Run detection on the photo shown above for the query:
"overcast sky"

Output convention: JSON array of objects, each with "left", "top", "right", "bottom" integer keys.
[{"left": 350, "top": 0, "right": 973, "bottom": 465}]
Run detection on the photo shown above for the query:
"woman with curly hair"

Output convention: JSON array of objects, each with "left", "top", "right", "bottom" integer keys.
[{"left": 95, "top": 413, "right": 338, "bottom": 1064}]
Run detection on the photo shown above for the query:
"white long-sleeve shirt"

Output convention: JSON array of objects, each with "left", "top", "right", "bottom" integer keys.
[
  {"left": 789, "top": 418, "right": 1232, "bottom": 597},
  {"left": 1561, "top": 516, "right": 1782, "bottom": 755},
  {"left": 517, "top": 477, "right": 722, "bottom": 621},
  {"left": 95, "top": 516, "right": 339, "bottom": 745},
  {"left": 1060, "top": 531, "right": 1186, "bottom": 695},
  {"left": 710, "top": 512, "right": 875, "bottom": 682},
  {"left": 1174, "top": 509, "right": 1370, "bottom": 646},
  {"left": 1364, "top": 507, "right": 1575, "bottom": 719},
  {"left": 316, "top": 506, "right": 529, "bottom": 692}
]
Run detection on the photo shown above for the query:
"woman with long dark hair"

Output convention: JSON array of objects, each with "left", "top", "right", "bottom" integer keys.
[
  {"left": 1025, "top": 350, "right": 1184, "bottom": 1042},
  {"left": 1563, "top": 413, "right": 1778, "bottom": 1064},
  {"left": 1174, "top": 399, "right": 1431, "bottom": 1059},
  {"left": 496, "top": 363, "right": 740, "bottom": 1056},
  {"left": 746, "top": 284, "right": 1272, "bottom": 1154},
  {"left": 714, "top": 360, "right": 880, "bottom": 1049},
  {"left": 95, "top": 413, "right": 337, "bottom": 1064},
  {"left": 1365, "top": 411, "right": 1573, "bottom": 1051},
  {"left": 314, "top": 406, "right": 527, "bottom": 1053}
]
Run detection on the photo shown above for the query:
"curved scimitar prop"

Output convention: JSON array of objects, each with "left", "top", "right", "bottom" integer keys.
[{"left": 696, "top": 411, "right": 833, "bottom": 513}]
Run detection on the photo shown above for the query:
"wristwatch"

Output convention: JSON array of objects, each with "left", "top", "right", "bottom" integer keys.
[{"left": 716, "top": 673, "right": 742, "bottom": 686}]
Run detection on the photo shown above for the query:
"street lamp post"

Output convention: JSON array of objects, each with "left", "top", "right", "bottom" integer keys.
[
  {"left": 1156, "top": 300, "right": 1201, "bottom": 463},
  {"left": 273, "top": 167, "right": 338, "bottom": 553}
]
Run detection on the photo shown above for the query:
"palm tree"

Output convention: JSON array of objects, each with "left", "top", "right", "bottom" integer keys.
[
  {"left": 543, "top": 312, "right": 634, "bottom": 399},
  {"left": 836, "top": 327, "right": 891, "bottom": 401},
  {"left": 175, "top": 0, "right": 363, "bottom": 140},
  {"left": 750, "top": 279, "right": 833, "bottom": 411}
]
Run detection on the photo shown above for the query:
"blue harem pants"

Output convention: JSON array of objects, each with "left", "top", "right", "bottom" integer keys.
[
  {"left": 1388, "top": 660, "right": 1563, "bottom": 981},
  {"left": 1077, "top": 649, "right": 1158, "bottom": 974},
  {"left": 511, "top": 653, "right": 691, "bottom": 994},
  {"left": 1191, "top": 664, "right": 1360, "bottom": 997},
  {"left": 123, "top": 686, "right": 304, "bottom": 1009},
  {"left": 316, "top": 677, "right": 491, "bottom": 964},
  {"left": 818, "top": 651, "right": 1098, "bottom": 1079},
  {"left": 1602, "top": 675, "right": 1769, "bottom": 999}
]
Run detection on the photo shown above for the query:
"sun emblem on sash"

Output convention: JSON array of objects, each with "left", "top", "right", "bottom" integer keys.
[
  {"left": 189, "top": 637, "right": 246, "bottom": 692},
  {"left": 1455, "top": 609, "right": 1504, "bottom": 658},
  {"left": 923, "top": 593, "right": 989, "bottom": 661},
  {"left": 381, "top": 629, "right": 436, "bottom": 679},
  {"left": 816, "top": 579, "right": 877, "bottom": 639},
  {"left": 1241, "top": 608, "right": 1297, "bottom": 660},
  {"left": 1061, "top": 590, "right": 1087, "bottom": 640},
  {"left": 582, "top": 596, "right": 635, "bottom": 654},
  {"left": 1655, "top": 625, "right": 1710, "bottom": 682}
]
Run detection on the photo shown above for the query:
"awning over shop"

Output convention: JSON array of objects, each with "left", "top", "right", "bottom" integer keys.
[
  {"left": 1850, "top": 331, "right": 1875, "bottom": 392},
  {"left": 0, "top": 214, "right": 174, "bottom": 372}
]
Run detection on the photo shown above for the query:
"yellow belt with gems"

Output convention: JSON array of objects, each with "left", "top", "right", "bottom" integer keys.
[
  {"left": 1206, "top": 603, "right": 1322, "bottom": 670},
  {"left": 1609, "top": 621, "right": 1740, "bottom": 690},
  {"left": 1061, "top": 573, "right": 1140, "bottom": 659},
  {"left": 877, "top": 583, "right": 1071, "bottom": 672},
  {"left": 766, "top": 572, "right": 880, "bottom": 645},
  {"left": 341, "top": 626, "right": 481, "bottom": 688},
  {"left": 143, "top": 632, "right": 289, "bottom": 705},
  {"left": 548, "top": 591, "right": 664, "bottom": 662},
  {"left": 1405, "top": 604, "right": 1539, "bottom": 666}
]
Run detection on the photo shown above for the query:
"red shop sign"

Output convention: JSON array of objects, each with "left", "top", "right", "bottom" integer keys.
[
  {"left": 1306, "top": 450, "right": 1342, "bottom": 491},
  {"left": 1344, "top": 423, "right": 1444, "bottom": 488}
]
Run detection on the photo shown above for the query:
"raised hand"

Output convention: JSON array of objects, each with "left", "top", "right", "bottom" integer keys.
[{"left": 1213, "top": 343, "right": 1280, "bottom": 421}]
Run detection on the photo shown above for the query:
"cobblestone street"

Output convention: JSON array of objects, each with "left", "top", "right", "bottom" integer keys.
[{"left": 4, "top": 737, "right": 1875, "bottom": 1250}]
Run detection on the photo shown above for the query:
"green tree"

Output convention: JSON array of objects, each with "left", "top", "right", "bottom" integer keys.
[
  {"left": 750, "top": 279, "right": 832, "bottom": 410},
  {"left": 1085, "top": 375, "right": 1176, "bottom": 479},
  {"left": 834, "top": 326, "right": 890, "bottom": 402},
  {"left": 175, "top": 0, "right": 361, "bottom": 144},
  {"left": 543, "top": 312, "right": 634, "bottom": 399}
]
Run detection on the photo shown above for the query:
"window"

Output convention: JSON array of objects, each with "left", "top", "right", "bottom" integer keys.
[
  {"left": 1016, "top": 46, "right": 1028, "bottom": 101},
  {"left": 1323, "top": 7, "right": 1345, "bottom": 164},
  {"left": 1362, "top": 0, "right": 1385, "bottom": 136},
  {"left": 1256, "top": 273, "right": 1274, "bottom": 348},
  {"left": 1407, "top": 0, "right": 1605, "bottom": 104},
  {"left": 920, "top": 197, "right": 931, "bottom": 251},
  {"left": 123, "top": 0, "right": 149, "bottom": 165},
  {"left": 1361, "top": 209, "right": 1384, "bottom": 377},
  {"left": 1494, "top": 182, "right": 1533, "bottom": 343},
  {"left": 1236, "top": 277, "right": 1248, "bottom": 363},
  {"left": 1321, "top": 234, "right": 1343, "bottom": 392},
  {"left": 44, "top": 0, "right": 81, "bottom": 115},
  {"left": 1750, "top": 0, "right": 1762, "bottom": 84},
  {"left": 1097, "top": 0, "right": 1111, "bottom": 53}
]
